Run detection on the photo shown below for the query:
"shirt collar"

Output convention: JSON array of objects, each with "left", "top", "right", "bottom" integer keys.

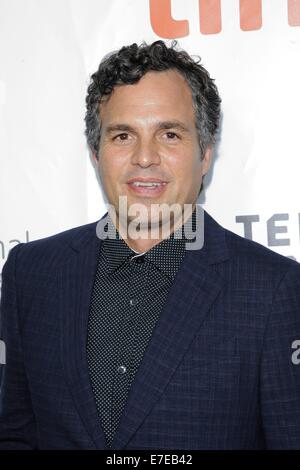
[{"left": 101, "top": 207, "right": 198, "bottom": 279}]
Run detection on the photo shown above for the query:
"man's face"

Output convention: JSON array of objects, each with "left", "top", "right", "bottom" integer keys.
[{"left": 93, "top": 69, "right": 212, "bottom": 230}]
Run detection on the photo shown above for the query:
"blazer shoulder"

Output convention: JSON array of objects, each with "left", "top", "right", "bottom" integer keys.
[
  {"left": 223, "top": 225, "right": 300, "bottom": 277},
  {"left": 4, "top": 220, "right": 99, "bottom": 273}
]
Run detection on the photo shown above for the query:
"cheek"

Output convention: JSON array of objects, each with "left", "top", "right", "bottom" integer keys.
[
  {"left": 100, "top": 152, "right": 124, "bottom": 180},
  {"left": 170, "top": 153, "right": 202, "bottom": 180}
]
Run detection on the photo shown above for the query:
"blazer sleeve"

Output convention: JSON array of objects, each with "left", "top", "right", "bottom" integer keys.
[
  {"left": 260, "top": 262, "right": 300, "bottom": 449},
  {"left": 0, "top": 243, "right": 37, "bottom": 449}
]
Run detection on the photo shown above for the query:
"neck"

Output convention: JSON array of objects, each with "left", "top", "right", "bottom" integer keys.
[{"left": 112, "top": 202, "right": 196, "bottom": 253}]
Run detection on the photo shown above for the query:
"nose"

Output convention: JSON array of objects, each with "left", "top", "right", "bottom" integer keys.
[{"left": 130, "top": 137, "right": 161, "bottom": 168}]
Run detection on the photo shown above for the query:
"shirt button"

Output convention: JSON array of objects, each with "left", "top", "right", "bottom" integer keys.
[
  {"left": 129, "top": 298, "right": 138, "bottom": 306},
  {"left": 117, "top": 365, "right": 127, "bottom": 374}
]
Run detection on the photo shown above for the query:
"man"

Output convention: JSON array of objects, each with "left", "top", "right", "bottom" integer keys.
[{"left": 0, "top": 40, "right": 300, "bottom": 450}]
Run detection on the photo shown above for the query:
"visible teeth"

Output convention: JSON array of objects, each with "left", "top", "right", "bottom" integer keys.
[{"left": 131, "top": 181, "right": 165, "bottom": 187}]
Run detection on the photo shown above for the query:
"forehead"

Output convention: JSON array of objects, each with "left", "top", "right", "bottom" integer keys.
[{"left": 99, "top": 69, "right": 195, "bottom": 123}]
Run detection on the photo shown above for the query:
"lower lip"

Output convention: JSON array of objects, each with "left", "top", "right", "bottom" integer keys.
[{"left": 127, "top": 182, "right": 168, "bottom": 196}]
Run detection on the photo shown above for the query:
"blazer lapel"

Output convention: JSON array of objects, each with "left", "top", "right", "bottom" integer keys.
[
  {"left": 111, "top": 209, "right": 231, "bottom": 450},
  {"left": 59, "top": 219, "right": 109, "bottom": 449}
]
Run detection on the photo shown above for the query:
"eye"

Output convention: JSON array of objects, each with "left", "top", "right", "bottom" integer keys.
[
  {"left": 165, "top": 131, "right": 179, "bottom": 140},
  {"left": 114, "top": 133, "right": 129, "bottom": 141}
]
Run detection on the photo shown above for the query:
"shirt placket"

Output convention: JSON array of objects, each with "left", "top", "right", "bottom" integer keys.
[{"left": 110, "top": 254, "right": 149, "bottom": 443}]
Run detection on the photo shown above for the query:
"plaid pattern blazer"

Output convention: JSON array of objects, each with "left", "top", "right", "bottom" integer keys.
[{"left": 0, "top": 209, "right": 300, "bottom": 450}]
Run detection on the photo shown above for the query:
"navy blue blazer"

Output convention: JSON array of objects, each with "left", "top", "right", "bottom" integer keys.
[{"left": 1, "top": 209, "right": 300, "bottom": 450}]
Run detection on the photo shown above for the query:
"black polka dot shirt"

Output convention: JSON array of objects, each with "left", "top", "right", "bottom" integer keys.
[{"left": 86, "top": 208, "right": 197, "bottom": 448}]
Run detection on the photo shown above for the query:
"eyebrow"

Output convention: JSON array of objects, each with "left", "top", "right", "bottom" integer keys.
[{"left": 105, "top": 120, "right": 191, "bottom": 135}]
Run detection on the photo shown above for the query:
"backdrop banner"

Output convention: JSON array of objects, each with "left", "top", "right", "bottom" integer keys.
[{"left": 1, "top": 0, "right": 300, "bottom": 287}]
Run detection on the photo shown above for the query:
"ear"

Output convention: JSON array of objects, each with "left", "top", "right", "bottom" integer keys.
[
  {"left": 202, "top": 147, "right": 213, "bottom": 176},
  {"left": 92, "top": 151, "right": 98, "bottom": 165}
]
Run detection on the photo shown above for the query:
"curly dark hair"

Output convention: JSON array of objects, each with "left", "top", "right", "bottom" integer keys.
[{"left": 85, "top": 40, "right": 221, "bottom": 160}]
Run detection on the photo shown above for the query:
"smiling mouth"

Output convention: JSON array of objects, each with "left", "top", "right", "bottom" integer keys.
[
  {"left": 129, "top": 181, "right": 167, "bottom": 188},
  {"left": 126, "top": 181, "right": 169, "bottom": 196}
]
